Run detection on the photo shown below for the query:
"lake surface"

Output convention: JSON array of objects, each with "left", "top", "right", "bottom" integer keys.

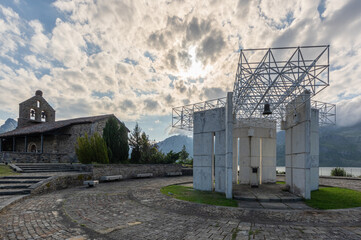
[{"left": 276, "top": 167, "right": 361, "bottom": 177}]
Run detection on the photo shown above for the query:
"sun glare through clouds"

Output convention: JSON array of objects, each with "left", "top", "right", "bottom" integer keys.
[{"left": 179, "top": 46, "right": 212, "bottom": 80}]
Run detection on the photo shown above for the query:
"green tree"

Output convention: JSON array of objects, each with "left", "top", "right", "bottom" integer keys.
[
  {"left": 129, "top": 123, "right": 142, "bottom": 163},
  {"left": 179, "top": 145, "right": 189, "bottom": 161},
  {"left": 149, "top": 145, "right": 165, "bottom": 164},
  {"left": 75, "top": 133, "right": 92, "bottom": 164},
  {"left": 164, "top": 150, "right": 180, "bottom": 164},
  {"left": 103, "top": 117, "right": 129, "bottom": 163},
  {"left": 75, "top": 132, "right": 109, "bottom": 164},
  {"left": 140, "top": 132, "right": 151, "bottom": 163}
]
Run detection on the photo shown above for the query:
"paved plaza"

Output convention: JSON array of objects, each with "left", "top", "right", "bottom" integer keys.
[{"left": 0, "top": 176, "right": 361, "bottom": 239}]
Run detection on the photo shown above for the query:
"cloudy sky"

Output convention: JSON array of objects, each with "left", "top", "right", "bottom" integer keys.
[{"left": 0, "top": 0, "right": 360, "bottom": 141}]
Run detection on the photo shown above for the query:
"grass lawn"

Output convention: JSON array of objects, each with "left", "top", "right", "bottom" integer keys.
[
  {"left": 305, "top": 187, "right": 361, "bottom": 210},
  {"left": 0, "top": 165, "right": 19, "bottom": 177},
  {"left": 276, "top": 181, "right": 285, "bottom": 184},
  {"left": 161, "top": 185, "right": 238, "bottom": 207}
]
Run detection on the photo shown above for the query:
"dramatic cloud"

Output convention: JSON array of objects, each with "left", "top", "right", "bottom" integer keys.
[{"left": 0, "top": 0, "right": 361, "bottom": 141}]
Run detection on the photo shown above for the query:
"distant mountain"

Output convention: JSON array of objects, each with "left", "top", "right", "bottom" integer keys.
[
  {"left": 0, "top": 118, "right": 17, "bottom": 134},
  {"left": 158, "top": 123, "right": 361, "bottom": 167},
  {"left": 157, "top": 135, "right": 193, "bottom": 156},
  {"left": 277, "top": 122, "right": 361, "bottom": 167}
]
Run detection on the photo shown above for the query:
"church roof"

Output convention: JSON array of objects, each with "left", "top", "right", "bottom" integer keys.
[{"left": 0, "top": 114, "right": 126, "bottom": 137}]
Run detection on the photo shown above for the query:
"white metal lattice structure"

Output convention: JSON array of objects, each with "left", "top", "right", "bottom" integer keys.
[
  {"left": 172, "top": 98, "right": 227, "bottom": 131},
  {"left": 172, "top": 98, "right": 336, "bottom": 130},
  {"left": 233, "top": 46, "right": 330, "bottom": 120},
  {"left": 172, "top": 45, "right": 336, "bottom": 130}
]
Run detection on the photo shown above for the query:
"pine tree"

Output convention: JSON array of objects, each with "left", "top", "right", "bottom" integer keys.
[
  {"left": 103, "top": 117, "right": 129, "bottom": 163},
  {"left": 129, "top": 123, "right": 142, "bottom": 163},
  {"left": 179, "top": 145, "right": 189, "bottom": 161}
]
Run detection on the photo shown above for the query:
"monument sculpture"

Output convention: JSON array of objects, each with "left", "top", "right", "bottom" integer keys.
[{"left": 172, "top": 46, "right": 336, "bottom": 199}]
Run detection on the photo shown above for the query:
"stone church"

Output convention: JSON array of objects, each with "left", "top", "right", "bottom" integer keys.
[{"left": 0, "top": 90, "right": 123, "bottom": 163}]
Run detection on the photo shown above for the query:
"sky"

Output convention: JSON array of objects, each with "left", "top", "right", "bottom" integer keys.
[{"left": 0, "top": 0, "right": 361, "bottom": 141}]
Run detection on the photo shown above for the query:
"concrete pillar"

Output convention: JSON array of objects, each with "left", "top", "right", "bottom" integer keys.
[
  {"left": 193, "top": 108, "right": 226, "bottom": 192},
  {"left": 215, "top": 131, "right": 225, "bottom": 192},
  {"left": 310, "top": 109, "right": 319, "bottom": 191},
  {"left": 225, "top": 92, "right": 233, "bottom": 199},
  {"left": 283, "top": 91, "right": 319, "bottom": 199},
  {"left": 232, "top": 137, "right": 238, "bottom": 184}
]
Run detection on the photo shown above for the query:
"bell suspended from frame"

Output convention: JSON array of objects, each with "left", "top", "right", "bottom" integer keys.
[{"left": 262, "top": 101, "right": 272, "bottom": 115}]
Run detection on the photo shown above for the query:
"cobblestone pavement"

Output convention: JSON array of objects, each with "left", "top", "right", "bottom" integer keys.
[{"left": 1, "top": 176, "right": 361, "bottom": 239}]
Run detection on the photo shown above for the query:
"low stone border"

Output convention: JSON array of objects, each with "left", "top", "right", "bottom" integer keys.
[
  {"left": 320, "top": 176, "right": 361, "bottom": 181},
  {"left": 8, "top": 163, "right": 23, "bottom": 172},
  {"left": 0, "top": 195, "right": 31, "bottom": 213},
  {"left": 29, "top": 172, "right": 93, "bottom": 195}
]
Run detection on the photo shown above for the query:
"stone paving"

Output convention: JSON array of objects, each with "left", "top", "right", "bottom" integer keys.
[{"left": 0, "top": 176, "right": 361, "bottom": 239}]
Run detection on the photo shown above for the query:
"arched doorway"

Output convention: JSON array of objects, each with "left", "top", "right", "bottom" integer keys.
[{"left": 28, "top": 142, "right": 37, "bottom": 153}]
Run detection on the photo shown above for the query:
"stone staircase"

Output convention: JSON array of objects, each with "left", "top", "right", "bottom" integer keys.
[
  {"left": 0, "top": 176, "right": 50, "bottom": 195},
  {"left": 14, "top": 163, "right": 81, "bottom": 173}
]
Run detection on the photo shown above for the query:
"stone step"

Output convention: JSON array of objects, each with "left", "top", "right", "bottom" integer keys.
[
  {"left": 0, "top": 180, "right": 40, "bottom": 184},
  {"left": 18, "top": 168, "right": 77, "bottom": 171},
  {"left": 0, "top": 184, "right": 31, "bottom": 189},
  {"left": 0, "top": 189, "right": 31, "bottom": 195},
  {"left": 15, "top": 167, "right": 74, "bottom": 169},
  {"left": 15, "top": 164, "right": 74, "bottom": 166},
  {"left": 20, "top": 170, "right": 78, "bottom": 173},
  {"left": 1, "top": 176, "right": 50, "bottom": 179}
]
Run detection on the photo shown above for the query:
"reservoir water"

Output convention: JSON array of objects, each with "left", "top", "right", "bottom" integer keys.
[{"left": 276, "top": 167, "right": 361, "bottom": 177}]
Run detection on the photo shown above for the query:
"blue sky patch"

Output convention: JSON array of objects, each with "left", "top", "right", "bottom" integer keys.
[
  {"left": 123, "top": 58, "right": 139, "bottom": 66},
  {"left": 144, "top": 51, "right": 156, "bottom": 62},
  {"left": 92, "top": 90, "right": 114, "bottom": 99},
  {"left": 317, "top": 0, "right": 326, "bottom": 20}
]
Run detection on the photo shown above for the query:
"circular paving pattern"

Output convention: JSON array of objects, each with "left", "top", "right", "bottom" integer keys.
[{"left": 1, "top": 176, "right": 361, "bottom": 239}]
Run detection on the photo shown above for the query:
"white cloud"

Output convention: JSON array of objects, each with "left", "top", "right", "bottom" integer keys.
[{"left": 0, "top": 0, "right": 360, "bottom": 130}]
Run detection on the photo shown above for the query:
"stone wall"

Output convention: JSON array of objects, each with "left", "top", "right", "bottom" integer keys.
[
  {"left": 91, "top": 164, "right": 182, "bottom": 180},
  {"left": 0, "top": 152, "right": 69, "bottom": 163},
  {"left": 31, "top": 173, "right": 93, "bottom": 195},
  {"left": 2, "top": 118, "right": 109, "bottom": 163},
  {"left": 57, "top": 119, "right": 108, "bottom": 162},
  {"left": 18, "top": 91, "right": 56, "bottom": 128},
  {"left": 21, "top": 164, "right": 183, "bottom": 195}
]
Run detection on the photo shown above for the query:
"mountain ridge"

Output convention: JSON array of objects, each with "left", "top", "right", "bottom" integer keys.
[{"left": 0, "top": 118, "right": 17, "bottom": 134}]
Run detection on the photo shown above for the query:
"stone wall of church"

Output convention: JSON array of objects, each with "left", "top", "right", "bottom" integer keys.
[
  {"left": 18, "top": 91, "right": 56, "bottom": 128},
  {"left": 57, "top": 119, "right": 108, "bottom": 162},
  {"left": 1, "top": 118, "right": 110, "bottom": 163},
  {"left": 1, "top": 152, "right": 69, "bottom": 163}
]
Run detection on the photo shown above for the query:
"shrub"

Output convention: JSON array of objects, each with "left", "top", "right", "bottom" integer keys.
[
  {"left": 331, "top": 167, "right": 347, "bottom": 177},
  {"left": 103, "top": 117, "right": 129, "bottom": 163},
  {"left": 75, "top": 133, "right": 109, "bottom": 164}
]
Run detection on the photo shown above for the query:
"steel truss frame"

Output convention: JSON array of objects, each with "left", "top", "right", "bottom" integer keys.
[
  {"left": 172, "top": 97, "right": 336, "bottom": 130},
  {"left": 233, "top": 45, "right": 330, "bottom": 119},
  {"left": 172, "top": 45, "right": 336, "bottom": 131}
]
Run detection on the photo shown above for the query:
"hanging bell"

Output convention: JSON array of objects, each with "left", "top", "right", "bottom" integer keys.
[{"left": 262, "top": 101, "right": 272, "bottom": 115}]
